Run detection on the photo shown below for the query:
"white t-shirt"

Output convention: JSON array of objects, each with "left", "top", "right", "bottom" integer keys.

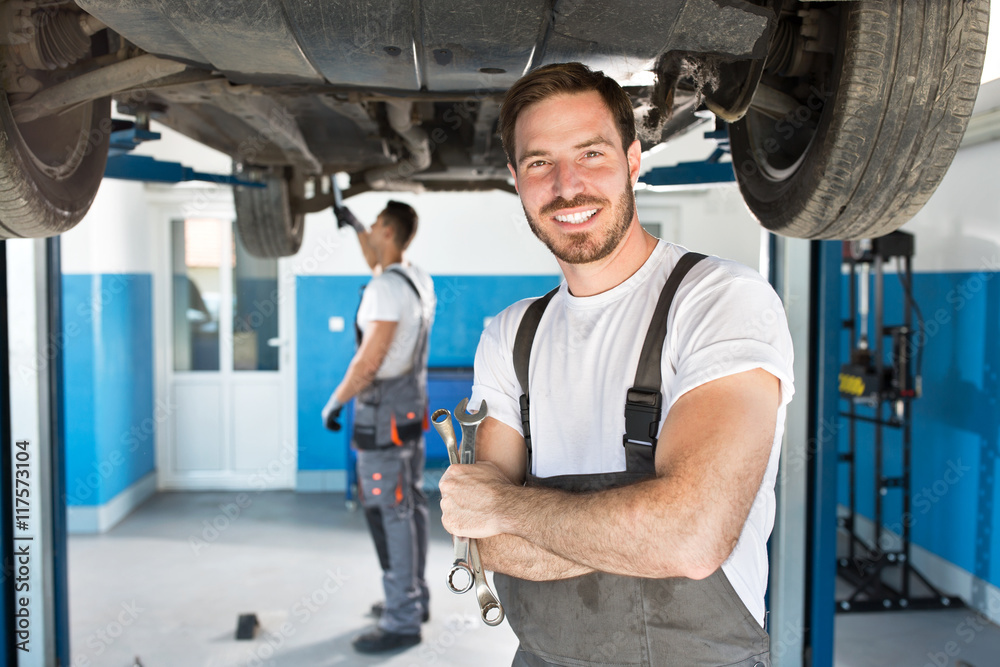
[
  {"left": 356, "top": 263, "right": 436, "bottom": 380},
  {"left": 470, "top": 241, "right": 794, "bottom": 625}
]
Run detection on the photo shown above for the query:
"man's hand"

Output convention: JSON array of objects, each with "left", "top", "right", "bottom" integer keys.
[
  {"left": 334, "top": 205, "right": 365, "bottom": 233},
  {"left": 439, "top": 461, "right": 515, "bottom": 539},
  {"left": 322, "top": 395, "right": 343, "bottom": 431}
]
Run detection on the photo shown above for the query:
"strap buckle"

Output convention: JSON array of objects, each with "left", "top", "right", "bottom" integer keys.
[
  {"left": 519, "top": 394, "right": 533, "bottom": 472},
  {"left": 623, "top": 387, "right": 662, "bottom": 448}
]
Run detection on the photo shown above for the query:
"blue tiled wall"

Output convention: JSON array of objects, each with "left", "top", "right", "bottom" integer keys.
[
  {"left": 837, "top": 270, "right": 1000, "bottom": 589},
  {"left": 297, "top": 274, "right": 561, "bottom": 471},
  {"left": 62, "top": 274, "right": 156, "bottom": 506}
]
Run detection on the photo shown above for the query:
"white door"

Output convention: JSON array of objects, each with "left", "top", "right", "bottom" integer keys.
[{"left": 153, "top": 193, "right": 296, "bottom": 490}]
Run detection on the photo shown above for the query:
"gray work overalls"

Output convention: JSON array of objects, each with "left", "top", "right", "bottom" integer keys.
[
  {"left": 353, "top": 267, "right": 431, "bottom": 635},
  {"left": 498, "top": 253, "right": 770, "bottom": 667}
]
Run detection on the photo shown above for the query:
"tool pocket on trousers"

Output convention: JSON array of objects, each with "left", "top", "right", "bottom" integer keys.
[
  {"left": 357, "top": 450, "right": 407, "bottom": 509},
  {"left": 352, "top": 400, "right": 383, "bottom": 450},
  {"left": 390, "top": 402, "right": 424, "bottom": 445},
  {"left": 353, "top": 400, "right": 424, "bottom": 450}
]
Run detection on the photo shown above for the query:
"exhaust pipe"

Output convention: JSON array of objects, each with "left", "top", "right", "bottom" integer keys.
[{"left": 364, "top": 100, "right": 432, "bottom": 190}]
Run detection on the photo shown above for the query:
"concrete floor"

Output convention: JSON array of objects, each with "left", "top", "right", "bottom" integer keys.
[
  {"left": 69, "top": 491, "right": 518, "bottom": 666},
  {"left": 835, "top": 610, "right": 1000, "bottom": 667},
  {"left": 69, "top": 491, "right": 1000, "bottom": 666}
]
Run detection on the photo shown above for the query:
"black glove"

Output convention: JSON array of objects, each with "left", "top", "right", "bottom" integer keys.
[
  {"left": 334, "top": 205, "right": 364, "bottom": 233},
  {"left": 322, "top": 395, "right": 344, "bottom": 431},
  {"left": 324, "top": 406, "right": 343, "bottom": 432}
]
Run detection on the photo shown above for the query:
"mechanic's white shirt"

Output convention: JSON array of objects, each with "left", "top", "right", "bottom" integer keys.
[
  {"left": 356, "top": 263, "right": 436, "bottom": 380},
  {"left": 470, "top": 241, "right": 795, "bottom": 625}
]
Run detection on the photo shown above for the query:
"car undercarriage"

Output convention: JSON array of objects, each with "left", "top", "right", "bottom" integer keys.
[{"left": 0, "top": 0, "right": 989, "bottom": 255}]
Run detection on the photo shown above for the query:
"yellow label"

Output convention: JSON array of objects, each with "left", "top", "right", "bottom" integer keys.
[{"left": 839, "top": 373, "right": 865, "bottom": 396}]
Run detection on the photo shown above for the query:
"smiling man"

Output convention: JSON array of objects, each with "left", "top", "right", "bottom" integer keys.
[{"left": 438, "top": 63, "right": 795, "bottom": 666}]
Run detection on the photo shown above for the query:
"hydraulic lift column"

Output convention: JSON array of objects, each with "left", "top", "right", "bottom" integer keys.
[{"left": 3, "top": 237, "right": 69, "bottom": 666}]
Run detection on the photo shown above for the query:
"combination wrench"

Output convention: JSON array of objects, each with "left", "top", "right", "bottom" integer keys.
[
  {"left": 431, "top": 408, "right": 473, "bottom": 594},
  {"left": 431, "top": 398, "right": 505, "bottom": 626}
]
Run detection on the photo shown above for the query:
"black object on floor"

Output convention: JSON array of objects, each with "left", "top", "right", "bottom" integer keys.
[
  {"left": 352, "top": 627, "right": 421, "bottom": 653},
  {"left": 235, "top": 613, "right": 259, "bottom": 640}
]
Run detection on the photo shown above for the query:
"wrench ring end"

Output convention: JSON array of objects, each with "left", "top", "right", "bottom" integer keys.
[
  {"left": 481, "top": 600, "right": 505, "bottom": 626},
  {"left": 447, "top": 564, "right": 474, "bottom": 594}
]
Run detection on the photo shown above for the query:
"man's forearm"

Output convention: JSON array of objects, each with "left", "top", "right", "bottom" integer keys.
[
  {"left": 498, "top": 478, "right": 714, "bottom": 580},
  {"left": 332, "top": 320, "right": 398, "bottom": 404},
  {"left": 332, "top": 356, "right": 378, "bottom": 404},
  {"left": 477, "top": 533, "right": 594, "bottom": 582}
]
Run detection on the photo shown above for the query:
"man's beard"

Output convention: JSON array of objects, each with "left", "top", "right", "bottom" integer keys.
[{"left": 524, "top": 180, "right": 636, "bottom": 265}]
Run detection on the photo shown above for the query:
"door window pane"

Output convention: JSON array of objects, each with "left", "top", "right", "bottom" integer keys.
[
  {"left": 233, "top": 224, "right": 279, "bottom": 371},
  {"left": 172, "top": 218, "right": 222, "bottom": 371}
]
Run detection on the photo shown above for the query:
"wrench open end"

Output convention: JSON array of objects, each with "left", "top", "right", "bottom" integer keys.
[{"left": 454, "top": 397, "right": 487, "bottom": 424}]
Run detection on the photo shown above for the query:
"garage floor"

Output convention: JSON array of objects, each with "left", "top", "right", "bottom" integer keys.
[{"left": 69, "top": 491, "right": 1000, "bottom": 666}]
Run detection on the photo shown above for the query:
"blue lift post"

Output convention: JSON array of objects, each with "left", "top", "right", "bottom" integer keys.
[
  {"left": 103, "top": 120, "right": 265, "bottom": 188},
  {"left": 641, "top": 119, "right": 839, "bottom": 665},
  {"left": 638, "top": 123, "right": 736, "bottom": 188},
  {"left": 807, "top": 240, "right": 843, "bottom": 667},
  {"left": 47, "top": 237, "right": 70, "bottom": 667},
  {"left": 0, "top": 119, "right": 265, "bottom": 662},
  {"left": 1, "top": 241, "right": 15, "bottom": 664}
]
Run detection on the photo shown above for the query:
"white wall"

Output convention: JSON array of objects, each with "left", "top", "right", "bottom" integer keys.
[
  {"left": 637, "top": 185, "right": 763, "bottom": 270},
  {"left": 296, "top": 115, "right": 763, "bottom": 279},
  {"left": 900, "top": 147, "right": 1000, "bottom": 273},
  {"left": 293, "top": 182, "right": 764, "bottom": 278},
  {"left": 61, "top": 178, "right": 155, "bottom": 275},
  {"left": 296, "top": 190, "right": 560, "bottom": 277}
]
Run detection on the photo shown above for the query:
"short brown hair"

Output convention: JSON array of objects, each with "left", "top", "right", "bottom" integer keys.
[
  {"left": 498, "top": 62, "right": 636, "bottom": 164},
  {"left": 380, "top": 200, "right": 418, "bottom": 248}
]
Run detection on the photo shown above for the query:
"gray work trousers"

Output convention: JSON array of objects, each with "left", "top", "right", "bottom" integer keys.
[{"left": 356, "top": 440, "right": 429, "bottom": 634}]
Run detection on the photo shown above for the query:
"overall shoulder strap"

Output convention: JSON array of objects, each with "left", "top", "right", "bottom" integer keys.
[
  {"left": 356, "top": 269, "right": 421, "bottom": 347},
  {"left": 354, "top": 283, "right": 368, "bottom": 347},
  {"left": 385, "top": 266, "right": 431, "bottom": 375},
  {"left": 513, "top": 287, "right": 559, "bottom": 397},
  {"left": 623, "top": 252, "right": 707, "bottom": 456},
  {"left": 384, "top": 266, "right": 423, "bottom": 304},
  {"left": 512, "top": 286, "right": 560, "bottom": 474}
]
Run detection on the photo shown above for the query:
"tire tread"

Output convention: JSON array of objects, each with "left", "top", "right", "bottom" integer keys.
[{"left": 731, "top": 0, "right": 989, "bottom": 239}]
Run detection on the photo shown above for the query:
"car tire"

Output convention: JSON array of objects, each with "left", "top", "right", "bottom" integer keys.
[
  {"left": 0, "top": 89, "right": 111, "bottom": 239},
  {"left": 729, "top": 0, "right": 989, "bottom": 240},
  {"left": 234, "top": 167, "right": 305, "bottom": 258}
]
